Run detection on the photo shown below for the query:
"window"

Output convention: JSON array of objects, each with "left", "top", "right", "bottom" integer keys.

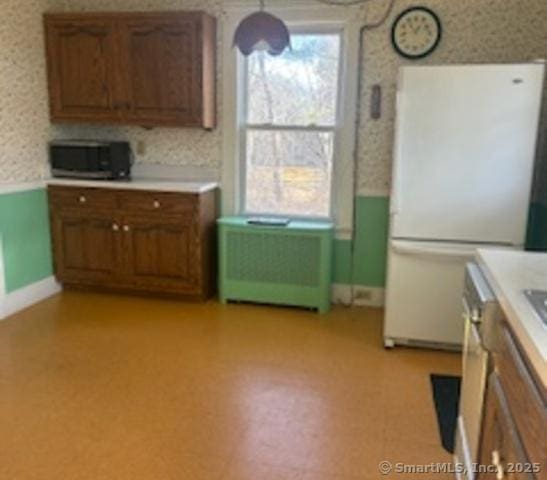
[{"left": 241, "top": 32, "right": 342, "bottom": 218}]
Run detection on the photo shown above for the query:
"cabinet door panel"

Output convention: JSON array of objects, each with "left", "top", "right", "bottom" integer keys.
[
  {"left": 53, "top": 212, "right": 121, "bottom": 284},
  {"left": 478, "top": 374, "right": 535, "bottom": 480},
  {"left": 122, "top": 215, "right": 199, "bottom": 293},
  {"left": 45, "top": 17, "right": 119, "bottom": 120},
  {"left": 119, "top": 16, "right": 201, "bottom": 125}
]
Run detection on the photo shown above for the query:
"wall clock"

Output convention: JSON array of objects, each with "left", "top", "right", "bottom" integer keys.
[{"left": 391, "top": 6, "right": 442, "bottom": 60}]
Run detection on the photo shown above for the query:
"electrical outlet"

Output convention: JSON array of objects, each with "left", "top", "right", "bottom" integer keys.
[
  {"left": 136, "top": 140, "right": 146, "bottom": 156},
  {"left": 354, "top": 289, "right": 373, "bottom": 301},
  {"left": 353, "top": 287, "right": 386, "bottom": 307}
]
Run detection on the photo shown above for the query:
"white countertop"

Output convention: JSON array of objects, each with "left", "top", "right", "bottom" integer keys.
[
  {"left": 477, "top": 249, "right": 547, "bottom": 387},
  {"left": 46, "top": 177, "right": 219, "bottom": 194}
]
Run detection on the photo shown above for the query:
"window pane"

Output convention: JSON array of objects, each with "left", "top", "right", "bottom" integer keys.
[
  {"left": 245, "top": 129, "right": 333, "bottom": 217},
  {"left": 247, "top": 34, "right": 341, "bottom": 126}
]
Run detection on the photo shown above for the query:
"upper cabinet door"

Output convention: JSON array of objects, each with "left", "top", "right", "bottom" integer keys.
[
  {"left": 44, "top": 12, "right": 216, "bottom": 129},
  {"left": 45, "top": 16, "right": 120, "bottom": 122},
  {"left": 119, "top": 15, "right": 198, "bottom": 126},
  {"left": 118, "top": 13, "right": 215, "bottom": 128}
]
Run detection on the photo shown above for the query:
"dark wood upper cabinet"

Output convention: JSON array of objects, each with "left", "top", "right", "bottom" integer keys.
[{"left": 44, "top": 12, "right": 216, "bottom": 129}]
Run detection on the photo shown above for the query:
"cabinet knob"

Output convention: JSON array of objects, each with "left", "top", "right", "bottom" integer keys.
[
  {"left": 153, "top": 200, "right": 161, "bottom": 209},
  {"left": 112, "top": 223, "right": 120, "bottom": 232},
  {"left": 79, "top": 195, "right": 86, "bottom": 203},
  {"left": 123, "top": 225, "right": 130, "bottom": 232},
  {"left": 491, "top": 450, "right": 505, "bottom": 480}
]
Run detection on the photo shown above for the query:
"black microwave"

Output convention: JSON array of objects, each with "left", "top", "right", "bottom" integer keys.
[{"left": 49, "top": 140, "right": 132, "bottom": 180}]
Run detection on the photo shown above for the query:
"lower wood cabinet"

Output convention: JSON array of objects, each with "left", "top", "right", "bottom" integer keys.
[
  {"left": 477, "top": 322, "right": 546, "bottom": 480},
  {"left": 479, "top": 374, "right": 535, "bottom": 480},
  {"left": 52, "top": 210, "right": 121, "bottom": 283},
  {"left": 48, "top": 185, "right": 217, "bottom": 300},
  {"left": 122, "top": 213, "right": 198, "bottom": 292}
]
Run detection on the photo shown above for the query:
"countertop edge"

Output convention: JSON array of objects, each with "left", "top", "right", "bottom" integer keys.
[
  {"left": 476, "top": 249, "right": 547, "bottom": 389},
  {"left": 46, "top": 178, "right": 219, "bottom": 194}
]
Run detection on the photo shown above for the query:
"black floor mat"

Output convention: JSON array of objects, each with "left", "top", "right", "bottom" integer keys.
[{"left": 430, "top": 374, "right": 461, "bottom": 453}]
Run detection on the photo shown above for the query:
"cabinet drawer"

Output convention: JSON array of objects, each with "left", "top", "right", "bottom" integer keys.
[
  {"left": 479, "top": 373, "right": 536, "bottom": 480},
  {"left": 496, "top": 324, "right": 546, "bottom": 469},
  {"left": 49, "top": 186, "right": 118, "bottom": 210},
  {"left": 118, "top": 191, "right": 197, "bottom": 215}
]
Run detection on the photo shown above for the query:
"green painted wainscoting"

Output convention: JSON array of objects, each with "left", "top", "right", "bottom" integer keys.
[
  {"left": 333, "top": 196, "right": 390, "bottom": 287},
  {"left": 0, "top": 188, "right": 53, "bottom": 293}
]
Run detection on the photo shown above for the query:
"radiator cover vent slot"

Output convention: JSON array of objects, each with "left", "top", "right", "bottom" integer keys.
[{"left": 226, "top": 231, "right": 320, "bottom": 286}]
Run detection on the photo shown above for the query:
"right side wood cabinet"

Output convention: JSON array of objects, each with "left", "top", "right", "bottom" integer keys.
[
  {"left": 44, "top": 11, "right": 216, "bottom": 128},
  {"left": 477, "top": 323, "right": 546, "bottom": 480}
]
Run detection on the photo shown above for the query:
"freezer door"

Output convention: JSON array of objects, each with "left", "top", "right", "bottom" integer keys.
[
  {"left": 384, "top": 240, "right": 489, "bottom": 347},
  {"left": 391, "top": 64, "right": 545, "bottom": 244}
]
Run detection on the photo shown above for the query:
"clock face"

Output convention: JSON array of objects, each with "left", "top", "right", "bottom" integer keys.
[{"left": 392, "top": 7, "right": 442, "bottom": 59}]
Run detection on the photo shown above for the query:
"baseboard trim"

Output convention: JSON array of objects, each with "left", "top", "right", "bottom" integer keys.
[
  {"left": 331, "top": 284, "right": 353, "bottom": 306},
  {"left": 0, "top": 276, "right": 61, "bottom": 320},
  {"left": 331, "top": 285, "right": 386, "bottom": 307}
]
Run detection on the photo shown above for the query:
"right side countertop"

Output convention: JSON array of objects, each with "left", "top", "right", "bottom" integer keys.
[{"left": 476, "top": 248, "right": 547, "bottom": 388}]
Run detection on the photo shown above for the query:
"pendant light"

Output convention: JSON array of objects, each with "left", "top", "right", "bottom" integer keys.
[{"left": 233, "top": 0, "right": 291, "bottom": 56}]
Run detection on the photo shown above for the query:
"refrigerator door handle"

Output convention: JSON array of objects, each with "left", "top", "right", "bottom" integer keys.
[
  {"left": 391, "top": 241, "right": 476, "bottom": 260},
  {"left": 390, "top": 91, "right": 405, "bottom": 216}
]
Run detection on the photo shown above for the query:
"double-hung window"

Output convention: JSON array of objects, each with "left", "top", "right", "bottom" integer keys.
[{"left": 241, "top": 31, "right": 342, "bottom": 219}]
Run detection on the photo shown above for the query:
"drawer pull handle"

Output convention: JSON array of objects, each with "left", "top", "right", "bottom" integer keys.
[
  {"left": 491, "top": 450, "right": 505, "bottom": 480},
  {"left": 79, "top": 196, "right": 87, "bottom": 203},
  {"left": 123, "top": 225, "right": 130, "bottom": 232},
  {"left": 112, "top": 224, "right": 120, "bottom": 232},
  {"left": 153, "top": 200, "right": 161, "bottom": 209}
]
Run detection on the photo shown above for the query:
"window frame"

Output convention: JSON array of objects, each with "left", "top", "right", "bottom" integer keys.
[
  {"left": 222, "top": 5, "right": 362, "bottom": 240},
  {"left": 239, "top": 27, "right": 344, "bottom": 221}
]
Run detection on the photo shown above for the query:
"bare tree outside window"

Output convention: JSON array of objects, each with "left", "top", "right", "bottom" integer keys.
[{"left": 243, "top": 33, "right": 341, "bottom": 218}]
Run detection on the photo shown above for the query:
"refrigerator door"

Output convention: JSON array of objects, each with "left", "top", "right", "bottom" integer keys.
[
  {"left": 384, "top": 240, "right": 512, "bottom": 348},
  {"left": 391, "top": 64, "right": 545, "bottom": 244}
]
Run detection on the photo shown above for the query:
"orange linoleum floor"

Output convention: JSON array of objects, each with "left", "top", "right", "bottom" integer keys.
[{"left": 0, "top": 292, "right": 461, "bottom": 480}]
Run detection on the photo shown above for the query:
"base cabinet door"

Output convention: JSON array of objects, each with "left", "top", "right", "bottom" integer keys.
[
  {"left": 121, "top": 215, "right": 199, "bottom": 294},
  {"left": 478, "top": 374, "right": 536, "bottom": 480},
  {"left": 52, "top": 211, "right": 121, "bottom": 284}
]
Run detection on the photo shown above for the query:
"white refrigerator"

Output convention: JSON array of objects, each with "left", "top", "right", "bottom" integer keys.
[{"left": 384, "top": 63, "right": 545, "bottom": 349}]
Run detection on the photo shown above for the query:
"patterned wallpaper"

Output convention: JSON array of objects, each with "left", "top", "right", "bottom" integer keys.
[
  {"left": 0, "top": 0, "right": 50, "bottom": 182},
  {"left": 1, "top": 0, "right": 546, "bottom": 188},
  {"left": 357, "top": 0, "right": 547, "bottom": 194}
]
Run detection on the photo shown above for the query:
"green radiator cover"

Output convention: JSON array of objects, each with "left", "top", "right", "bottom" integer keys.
[{"left": 218, "top": 217, "right": 333, "bottom": 313}]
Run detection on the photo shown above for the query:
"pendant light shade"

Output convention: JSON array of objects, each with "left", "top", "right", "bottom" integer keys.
[{"left": 233, "top": 3, "right": 290, "bottom": 56}]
